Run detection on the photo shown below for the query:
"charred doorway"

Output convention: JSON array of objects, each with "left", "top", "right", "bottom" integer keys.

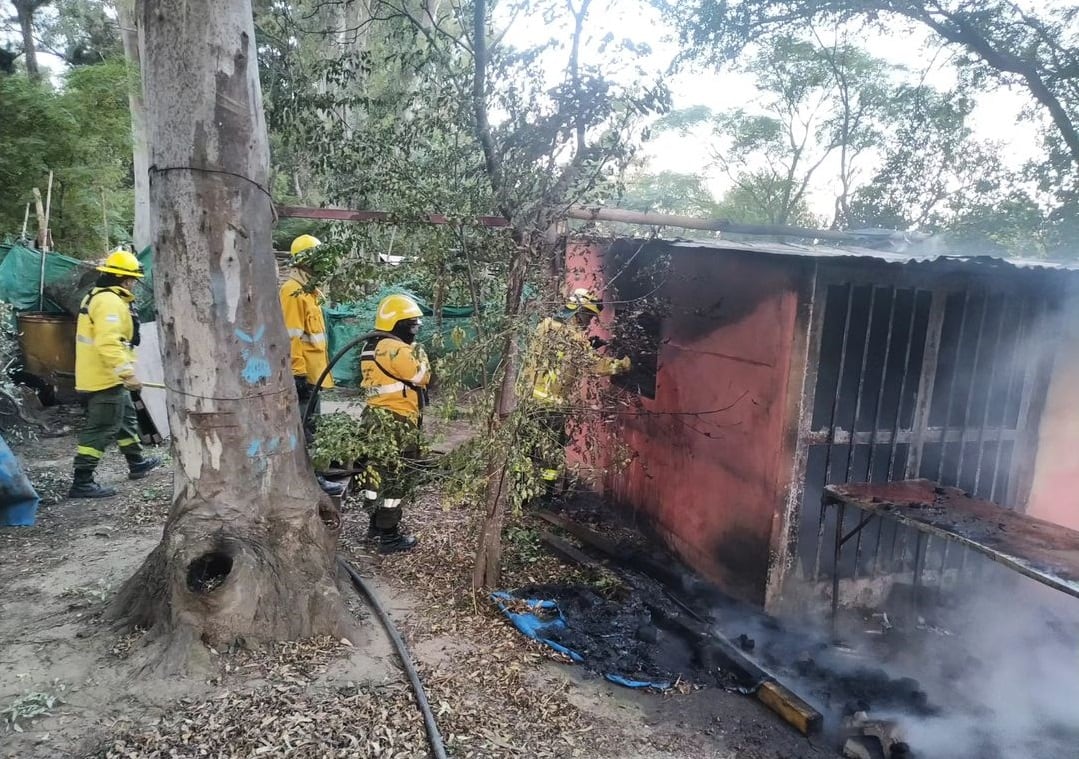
[{"left": 788, "top": 266, "right": 1059, "bottom": 595}]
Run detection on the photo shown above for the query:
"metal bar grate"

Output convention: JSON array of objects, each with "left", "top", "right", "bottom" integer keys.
[{"left": 794, "top": 275, "right": 1055, "bottom": 587}]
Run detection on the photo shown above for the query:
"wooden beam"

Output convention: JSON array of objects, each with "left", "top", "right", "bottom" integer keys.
[
  {"left": 539, "top": 530, "right": 605, "bottom": 571},
  {"left": 537, "top": 514, "right": 823, "bottom": 736},
  {"left": 566, "top": 206, "right": 920, "bottom": 244},
  {"left": 757, "top": 681, "right": 824, "bottom": 737},
  {"left": 646, "top": 601, "right": 823, "bottom": 736},
  {"left": 536, "top": 510, "right": 624, "bottom": 556},
  {"left": 274, "top": 205, "right": 511, "bottom": 228}
]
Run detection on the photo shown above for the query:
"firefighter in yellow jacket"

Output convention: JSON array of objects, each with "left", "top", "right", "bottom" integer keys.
[
  {"left": 280, "top": 234, "right": 344, "bottom": 497},
  {"left": 69, "top": 250, "right": 161, "bottom": 498},
  {"left": 359, "top": 293, "right": 431, "bottom": 553},
  {"left": 520, "top": 288, "right": 631, "bottom": 486}
]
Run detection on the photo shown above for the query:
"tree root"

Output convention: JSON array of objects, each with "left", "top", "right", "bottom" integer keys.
[{"left": 106, "top": 497, "right": 349, "bottom": 677}]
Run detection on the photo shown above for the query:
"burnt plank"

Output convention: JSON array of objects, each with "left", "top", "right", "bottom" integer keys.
[{"left": 824, "top": 480, "right": 1079, "bottom": 599}]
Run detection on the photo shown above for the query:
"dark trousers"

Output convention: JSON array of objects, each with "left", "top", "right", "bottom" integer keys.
[
  {"left": 536, "top": 408, "right": 567, "bottom": 483},
  {"left": 295, "top": 378, "right": 320, "bottom": 445},
  {"left": 73, "top": 386, "right": 143, "bottom": 471}
]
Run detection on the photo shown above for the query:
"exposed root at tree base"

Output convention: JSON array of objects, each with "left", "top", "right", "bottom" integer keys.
[{"left": 103, "top": 503, "right": 352, "bottom": 676}]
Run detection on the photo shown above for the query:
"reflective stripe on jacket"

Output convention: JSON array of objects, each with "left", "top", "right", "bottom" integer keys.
[
  {"left": 520, "top": 317, "right": 620, "bottom": 405},
  {"left": 360, "top": 336, "right": 431, "bottom": 423},
  {"left": 75, "top": 286, "right": 137, "bottom": 392},
  {"left": 279, "top": 269, "right": 334, "bottom": 388}
]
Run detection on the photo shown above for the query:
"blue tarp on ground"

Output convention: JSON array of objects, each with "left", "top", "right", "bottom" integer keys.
[
  {"left": 0, "top": 433, "right": 39, "bottom": 526},
  {"left": 491, "top": 591, "right": 671, "bottom": 691}
]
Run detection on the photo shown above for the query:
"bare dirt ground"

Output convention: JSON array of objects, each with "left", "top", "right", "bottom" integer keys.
[{"left": 1, "top": 425, "right": 833, "bottom": 759}]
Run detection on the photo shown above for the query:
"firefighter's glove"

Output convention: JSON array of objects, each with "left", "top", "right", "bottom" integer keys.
[
  {"left": 121, "top": 374, "right": 143, "bottom": 392},
  {"left": 614, "top": 357, "right": 632, "bottom": 375},
  {"left": 589, "top": 336, "right": 608, "bottom": 350}
]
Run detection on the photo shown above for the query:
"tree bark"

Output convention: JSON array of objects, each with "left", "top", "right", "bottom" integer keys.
[
  {"left": 13, "top": 0, "right": 41, "bottom": 81},
  {"left": 117, "top": 0, "right": 151, "bottom": 250},
  {"left": 471, "top": 242, "right": 529, "bottom": 591},
  {"left": 106, "top": 0, "right": 346, "bottom": 673}
]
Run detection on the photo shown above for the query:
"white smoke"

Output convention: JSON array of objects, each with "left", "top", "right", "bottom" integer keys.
[{"left": 890, "top": 564, "right": 1079, "bottom": 758}]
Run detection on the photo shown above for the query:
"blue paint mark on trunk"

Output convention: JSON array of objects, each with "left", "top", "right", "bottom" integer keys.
[
  {"left": 236, "top": 326, "right": 272, "bottom": 385},
  {"left": 241, "top": 357, "right": 271, "bottom": 384}
]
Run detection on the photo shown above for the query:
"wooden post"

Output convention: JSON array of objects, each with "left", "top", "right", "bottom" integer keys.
[
  {"left": 101, "top": 188, "right": 110, "bottom": 254},
  {"left": 42, "top": 171, "right": 53, "bottom": 253}
]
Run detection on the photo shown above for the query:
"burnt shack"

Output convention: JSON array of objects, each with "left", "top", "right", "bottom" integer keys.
[{"left": 564, "top": 235, "right": 1079, "bottom": 612}]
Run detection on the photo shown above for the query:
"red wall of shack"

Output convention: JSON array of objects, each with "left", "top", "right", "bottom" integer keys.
[{"left": 566, "top": 240, "right": 803, "bottom": 605}]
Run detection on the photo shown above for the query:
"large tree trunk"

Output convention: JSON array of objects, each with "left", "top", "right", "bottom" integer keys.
[
  {"left": 117, "top": 0, "right": 151, "bottom": 250},
  {"left": 106, "top": 0, "right": 346, "bottom": 673}
]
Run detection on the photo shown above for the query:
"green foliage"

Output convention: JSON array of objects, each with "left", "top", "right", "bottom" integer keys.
[
  {"left": 39, "top": 0, "right": 122, "bottom": 66},
  {"left": 504, "top": 524, "right": 545, "bottom": 565},
  {"left": 1, "top": 682, "right": 66, "bottom": 732},
  {"left": 0, "top": 60, "right": 133, "bottom": 256},
  {"left": 847, "top": 84, "right": 1053, "bottom": 254},
  {"left": 310, "top": 408, "right": 424, "bottom": 490},
  {"left": 661, "top": 0, "right": 1076, "bottom": 250},
  {"left": 258, "top": 0, "right": 666, "bottom": 584},
  {"left": 654, "top": 36, "right": 890, "bottom": 227}
]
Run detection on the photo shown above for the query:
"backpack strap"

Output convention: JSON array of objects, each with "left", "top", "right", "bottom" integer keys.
[
  {"left": 79, "top": 288, "right": 140, "bottom": 346},
  {"left": 360, "top": 334, "right": 428, "bottom": 409}
]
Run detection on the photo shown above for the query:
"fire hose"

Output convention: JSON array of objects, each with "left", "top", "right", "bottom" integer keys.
[
  {"left": 302, "top": 333, "right": 373, "bottom": 426},
  {"left": 138, "top": 330, "right": 370, "bottom": 411},
  {"left": 297, "top": 338, "right": 448, "bottom": 758},
  {"left": 338, "top": 556, "right": 449, "bottom": 759}
]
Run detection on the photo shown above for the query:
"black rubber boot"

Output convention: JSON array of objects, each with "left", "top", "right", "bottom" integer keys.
[
  {"left": 68, "top": 469, "right": 117, "bottom": 499},
  {"left": 372, "top": 505, "right": 417, "bottom": 554},
  {"left": 376, "top": 528, "right": 418, "bottom": 554},
  {"left": 317, "top": 475, "right": 345, "bottom": 497},
  {"left": 126, "top": 455, "right": 163, "bottom": 480}
]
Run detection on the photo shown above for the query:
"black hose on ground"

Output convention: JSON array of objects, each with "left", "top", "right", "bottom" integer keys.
[{"left": 337, "top": 555, "right": 450, "bottom": 759}]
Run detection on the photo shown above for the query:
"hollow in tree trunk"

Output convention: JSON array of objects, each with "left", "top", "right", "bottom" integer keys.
[{"left": 105, "top": 0, "right": 347, "bottom": 673}]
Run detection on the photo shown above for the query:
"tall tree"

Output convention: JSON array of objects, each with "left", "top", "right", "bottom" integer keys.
[
  {"left": 656, "top": 36, "right": 886, "bottom": 226},
  {"left": 0, "top": 59, "right": 134, "bottom": 253},
  {"left": 618, "top": 170, "right": 722, "bottom": 217},
  {"left": 9, "top": 0, "right": 53, "bottom": 80},
  {"left": 115, "top": 0, "right": 149, "bottom": 249},
  {"left": 269, "top": 0, "right": 667, "bottom": 590},
  {"left": 846, "top": 83, "right": 1051, "bottom": 253},
  {"left": 662, "top": 0, "right": 1079, "bottom": 172},
  {"left": 106, "top": 0, "right": 345, "bottom": 672},
  {"left": 39, "top": 0, "right": 121, "bottom": 65}
]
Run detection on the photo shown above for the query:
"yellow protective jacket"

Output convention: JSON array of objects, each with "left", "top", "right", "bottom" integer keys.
[
  {"left": 280, "top": 269, "right": 334, "bottom": 388},
  {"left": 360, "top": 334, "right": 431, "bottom": 423},
  {"left": 520, "top": 317, "right": 622, "bottom": 405},
  {"left": 75, "top": 286, "right": 138, "bottom": 392}
]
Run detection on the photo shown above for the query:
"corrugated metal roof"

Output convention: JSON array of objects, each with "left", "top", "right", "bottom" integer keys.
[{"left": 656, "top": 237, "right": 1079, "bottom": 273}]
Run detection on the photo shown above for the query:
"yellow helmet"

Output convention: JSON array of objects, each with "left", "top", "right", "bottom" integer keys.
[
  {"left": 375, "top": 293, "right": 423, "bottom": 332},
  {"left": 97, "top": 249, "right": 144, "bottom": 279},
  {"left": 565, "top": 287, "right": 601, "bottom": 314},
  {"left": 290, "top": 234, "right": 321, "bottom": 256}
]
